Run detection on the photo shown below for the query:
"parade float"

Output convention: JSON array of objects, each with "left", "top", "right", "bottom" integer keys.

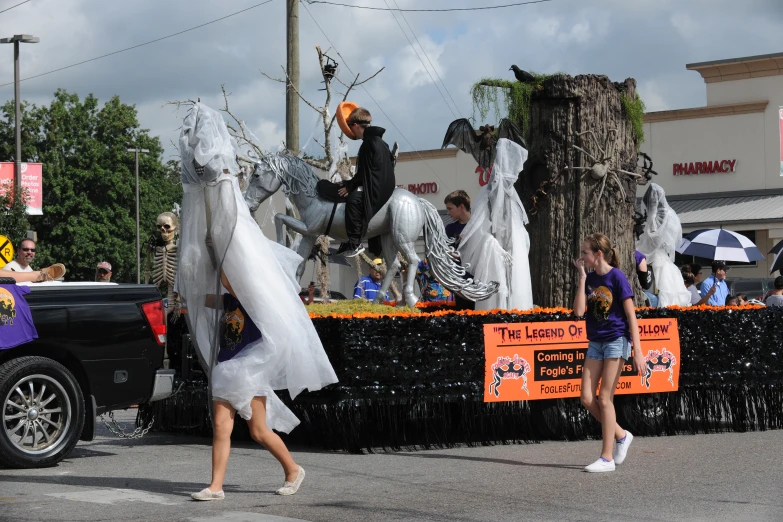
[{"left": 139, "top": 70, "right": 783, "bottom": 453}]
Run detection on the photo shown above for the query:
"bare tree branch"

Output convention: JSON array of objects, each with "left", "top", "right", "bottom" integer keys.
[
  {"left": 162, "top": 99, "right": 196, "bottom": 111},
  {"left": 327, "top": 67, "right": 385, "bottom": 132},
  {"left": 280, "top": 65, "right": 325, "bottom": 115},
  {"left": 355, "top": 67, "right": 385, "bottom": 86},
  {"left": 219, "top": 83, "right": 266, "bottom": 163},
  {"left": 260, "top": 70, "right": 286, "bottom": 83},
  {"left": 302, "top": 157, "right": 328, "bottom": 171}
]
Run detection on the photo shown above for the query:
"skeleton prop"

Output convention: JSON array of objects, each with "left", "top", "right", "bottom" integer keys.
[{"left": 147, "top": 212, "right": 180, "bottom": 318}]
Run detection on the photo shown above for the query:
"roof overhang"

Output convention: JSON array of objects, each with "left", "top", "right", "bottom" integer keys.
[
  {"left": 644, "top": 100, "right": 768, "bottom": 124},
  {"left": 664, "top": 190, "right": 783, "bottom": 227},
  {"left": 687, "top": 52, "right": 783, "bottom": 83}
]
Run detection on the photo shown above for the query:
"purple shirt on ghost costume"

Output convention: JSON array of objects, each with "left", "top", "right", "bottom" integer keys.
[
  {"left": 219, "top": 293, "right": 262, "bottom": 363},
  {"left": 584, "top": 268, "right": 634, "bottom": 343},
  {"left": 634, "top": 250, "right": 646, "bottom": 267},
  {"left": 0, "top": 284, "right": 38, "bottom": 349}
]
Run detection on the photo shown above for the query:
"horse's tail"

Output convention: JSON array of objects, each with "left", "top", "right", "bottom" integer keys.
[{"left": 418, "top": 198, "right": 499, "bottom": 301}]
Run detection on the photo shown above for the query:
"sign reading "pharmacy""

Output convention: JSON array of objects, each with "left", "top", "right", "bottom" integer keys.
[{"left": 672, "top": 159, "right": 736, "bottom": 176}]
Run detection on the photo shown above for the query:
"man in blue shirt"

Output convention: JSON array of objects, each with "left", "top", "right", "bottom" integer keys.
[
  {"left": 353, "top": 259, "right": 391, "bottom": 301},
  {"left": 700, "top": 260, "right": 729, "bottom": 306}
]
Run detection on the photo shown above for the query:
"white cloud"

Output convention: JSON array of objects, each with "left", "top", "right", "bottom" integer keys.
[{"left": 637, "top": 80, "right": 670, "bottom": 112}]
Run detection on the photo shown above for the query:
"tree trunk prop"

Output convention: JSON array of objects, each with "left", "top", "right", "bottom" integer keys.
[{"left": 518, "top": 75, "right": 644, "bottom": 308}]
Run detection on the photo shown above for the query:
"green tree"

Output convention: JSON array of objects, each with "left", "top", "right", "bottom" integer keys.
[
  {"left": 0, "top": 90, "right": 182, "bottom": 282},
  {"left": 0, "top": 187, "right": 30, "bottom": 250}
]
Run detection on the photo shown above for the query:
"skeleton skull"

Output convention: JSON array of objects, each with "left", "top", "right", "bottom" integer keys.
[{"left": 157, "top": 212, "right": 179, "bottom": 245}]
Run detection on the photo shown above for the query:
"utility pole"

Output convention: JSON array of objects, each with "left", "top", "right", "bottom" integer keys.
[
  {"left": 0, "top": 34, "right": 39, "bottom": 193},
  {"left": 127, "top": 147, "right": 149, "bottom": 284},
  {"left": 286, "top": 0, "right": 299, "bottom": 154}
]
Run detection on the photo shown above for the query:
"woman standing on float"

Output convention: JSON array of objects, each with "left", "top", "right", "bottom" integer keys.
[
  {"left": 176, "top": 103, "right": 338, "bottom": 500},
  {"left": 573, "top": 233, "right": 644, "bottom": 472}
]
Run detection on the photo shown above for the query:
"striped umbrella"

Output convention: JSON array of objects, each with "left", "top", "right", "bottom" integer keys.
[
  {"left": 770, "top": 239, "right": 783, "bottom": 274},
  {"left": 676, "top": 228, "right": 764, "bottom": 262}
]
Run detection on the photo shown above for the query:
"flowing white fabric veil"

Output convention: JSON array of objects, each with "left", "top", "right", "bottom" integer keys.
[
  {"left": 636, "top": 183, "right": 691, "bottom": 308},
  {"left": 458, "top": 138, "right": 534, "bottom": 310},
  {"left": 176, "top": 103, "right": 337, "bottom": 431}
]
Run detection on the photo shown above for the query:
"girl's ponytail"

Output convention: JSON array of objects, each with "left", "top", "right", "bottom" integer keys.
[{"left": 609, "top": 247, "right": 620, "bottom": 268}]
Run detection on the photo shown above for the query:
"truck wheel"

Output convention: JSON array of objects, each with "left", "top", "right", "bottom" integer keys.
[{"left": 0, "top": 356, "right": 85, "bottom": 468}]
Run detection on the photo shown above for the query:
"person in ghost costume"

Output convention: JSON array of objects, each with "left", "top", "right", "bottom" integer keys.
[
  {"left": 636, "top": 183, "right": 691, "bottom": 308},
  {"left": 456, "top": 138, "right": 533, "bottom": 310},
  {"left": 175, "top": 103, "right": 338, "bottom": 501}
]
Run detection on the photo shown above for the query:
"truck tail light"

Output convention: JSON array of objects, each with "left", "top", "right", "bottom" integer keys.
[{"left": 142, "top": 300, "right": 166, "bottom": 346}]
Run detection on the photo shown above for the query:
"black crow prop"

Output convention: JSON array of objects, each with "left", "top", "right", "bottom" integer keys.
[
  {"left": 441, "top": 118, "right": 527, "bottom": 168},
  {"left": 510, "top": 65, "right": 536, "bottom": 83}
]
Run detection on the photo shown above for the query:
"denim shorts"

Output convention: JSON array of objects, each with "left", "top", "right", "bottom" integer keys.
[{"left": 587, "top": 337, "right": 631, "bottom": 360}]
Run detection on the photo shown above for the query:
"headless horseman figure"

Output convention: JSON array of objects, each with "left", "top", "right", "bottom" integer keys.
[{"left": 334, "top": 107, "right": 396, "bottom": 257}]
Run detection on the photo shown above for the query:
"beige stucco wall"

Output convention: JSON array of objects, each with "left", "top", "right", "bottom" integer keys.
[
  {"left": 705, "top": 75, "right": 783, "bottom": 192},
  {"left": 640, "top": 112, "right": 767, "bottom": 196},
  {"left": 641, "top": 72, "right": 783, "bottom": 196},
  {"left": 392, "top": 148, "right": 487, "bottom": 206}
]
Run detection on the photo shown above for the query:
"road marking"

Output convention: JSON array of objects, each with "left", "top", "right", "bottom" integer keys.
[
  {"left": 190, "top": 513, "right": 311, "bottom": 522},
  {"left": 47, "top": 488, "right": 179, "bottom": 506}
]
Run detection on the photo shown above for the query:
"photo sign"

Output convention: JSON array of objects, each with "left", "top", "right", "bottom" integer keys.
[
  {"left": 0, "top": 162, "right": 43, "bottom": 215},
  {"left": 483, "top": 319, "right": 680, "bottom": 402}
]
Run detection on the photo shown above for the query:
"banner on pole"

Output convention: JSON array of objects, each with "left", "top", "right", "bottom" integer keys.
[
  {"left": 0, "top": 162, "right": 43, "bottom": 215},
  {"left": 483, "top": 319, "right": 680, "bottom": 402}
]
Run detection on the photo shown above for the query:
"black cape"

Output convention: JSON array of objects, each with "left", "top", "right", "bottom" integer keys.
[{"left": 344, "top": 126, "right": 396, "bottom": 252}]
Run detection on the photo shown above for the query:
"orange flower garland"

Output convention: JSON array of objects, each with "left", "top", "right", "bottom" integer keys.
[{"left": 307, "top": 303, "right": 765, "bottom": 320}]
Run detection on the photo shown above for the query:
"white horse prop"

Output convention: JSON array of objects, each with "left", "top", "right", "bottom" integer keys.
[{"left": 245, "top": 152, "right": 498, "bottom": 308}]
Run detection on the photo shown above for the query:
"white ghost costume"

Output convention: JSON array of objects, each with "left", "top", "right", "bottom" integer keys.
[
  {"left": 176, "top": 103, "right": 338, "bottom": 432},
  {"left": 636, "top": 183, "right": 691, "bottom": 308},
  {"left": 457, "top": 138, "right": 534, "bottom": 311}
]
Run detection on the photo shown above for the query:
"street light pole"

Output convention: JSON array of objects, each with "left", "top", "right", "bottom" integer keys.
[
  {"left": 127, "top": 147, "right": 149, "bottom": 284},
  {"left": 0, "top": 34, "right": 39, "bottom": 193}
]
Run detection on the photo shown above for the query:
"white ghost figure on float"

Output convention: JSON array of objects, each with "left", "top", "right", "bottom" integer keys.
[
  {"left": 457, "top": 138, "right": 534, "bottom": 311},
  {"left": 176, "top": 102, "right": 337, "bottom": 430}
]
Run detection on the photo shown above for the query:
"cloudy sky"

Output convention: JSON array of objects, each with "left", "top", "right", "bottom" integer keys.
[{"left": 1, "top": 0, "right": 781, "bottom": 161}]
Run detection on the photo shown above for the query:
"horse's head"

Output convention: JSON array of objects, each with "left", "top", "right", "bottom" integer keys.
[{"left": 245, "top": 159, "right": 282, "bottom": 212}]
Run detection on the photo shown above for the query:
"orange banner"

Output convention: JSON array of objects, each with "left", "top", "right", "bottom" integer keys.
[{"left": 483, "top": 319, "right": 680, "bottom": 402}]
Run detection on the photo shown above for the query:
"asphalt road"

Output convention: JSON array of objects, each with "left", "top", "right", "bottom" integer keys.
[{"left": 1, "top": 409, "right": 782, "bottom": 522}]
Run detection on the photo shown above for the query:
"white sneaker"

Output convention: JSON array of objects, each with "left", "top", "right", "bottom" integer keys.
[
  {"left": 276, "top": 466, "right": 305, "bottom": 496},
  {"left": 584, "top": 458, "right": 615, "bottom": 473},
  {"left": 344, "top": 246, "right": 365, "bottom": 258},
  {"left": 191, "top": 488, "right": 225, "bottom": 501},
  {"left": 613, "top": 431, "right": 634, "bottom": 465}
]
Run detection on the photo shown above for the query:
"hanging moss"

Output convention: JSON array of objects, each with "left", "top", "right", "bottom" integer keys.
[
  {"left": 470, "top": 73, "right": 561, "bottom": 139},
  {"left": 621, "top": 93, "right": 646, "bottom": 144}
]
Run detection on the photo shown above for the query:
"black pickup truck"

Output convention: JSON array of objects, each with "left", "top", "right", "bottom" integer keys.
[{"left": 0, "top": 281, "right": 174, "bottom": 468}]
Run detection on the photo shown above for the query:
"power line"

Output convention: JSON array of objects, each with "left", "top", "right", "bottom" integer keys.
[
  {"left": 0, "top": 0, "right": 31, "bottom": 15},
  {"left": 305, "top": 0, "right": 555, "bottom": 12},
  {"left": 298, "top": 0, "right": 449, "bottom": 187},
  {"left": 382, "top": 0, "right": 457, "bottom": 119},
  {"left": 389, "top": 0, "right": 463, "bottom": 117},
  {"left": 0, "top": 0, "right": 277, "bottom": 88}
]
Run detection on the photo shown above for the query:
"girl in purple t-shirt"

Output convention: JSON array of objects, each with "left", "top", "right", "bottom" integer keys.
[{"left": 572, "top": 233, "right": 644, "bottom": 473}]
